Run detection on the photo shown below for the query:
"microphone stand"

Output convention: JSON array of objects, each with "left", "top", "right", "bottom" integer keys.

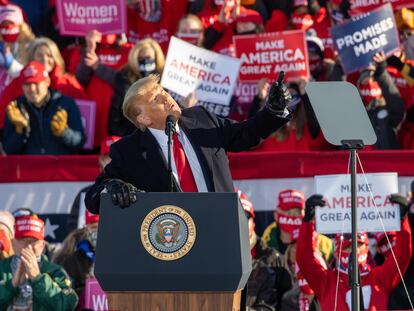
[{"left": 166, "top": 117, "right": 177, "bottom": 192}]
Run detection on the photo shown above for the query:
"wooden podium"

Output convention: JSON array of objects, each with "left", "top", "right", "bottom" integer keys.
[{"left": 95, "top": 193, "right": 252, "bottom": 311}]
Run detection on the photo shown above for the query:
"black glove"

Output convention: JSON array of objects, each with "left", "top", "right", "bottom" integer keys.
[
  {"left": 374, "top": 59, "right": 387, "bottom": 77},
  {"left": 266, "top": 73, "right": 292, "bottom": 113},
  {"left": 389, "top": 193, "right": 410, "bottom": 221},
  {"left": 105, "top": 179, "right": 140, "bottom": 208},
  {"left": 304, "top": 194, "right": 326, "bottom": 222}
]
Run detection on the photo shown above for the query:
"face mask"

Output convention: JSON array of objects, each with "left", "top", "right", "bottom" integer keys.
[
  {"left": 277, "top": 214, "right": 302, "bottom": 234},
  {"left": 0, "top": 24, "right": 20, "bottom": 43},
  {"left": 86, "top": 230, "right": 98, "bottom": 249},
  {"left": 338, "top": 249, "right": 368, "bottom": 273},
  {"left": 291, "top": 12, "right": 314, "bottom": 30},
  {"left": 138, "top": 58, "right": 156, "bottom": 77},
  {"left": 134, "top": 0, "right": 162, "bottom": 22},
  {"left": 176, "top": 32, "right": 201, "bottom": 46},
  {"left": 236, "top": 29, "right": 257, "bottom": 36},
  {"left": 359, "top": 80, "right": 382, "bottom": 106}
]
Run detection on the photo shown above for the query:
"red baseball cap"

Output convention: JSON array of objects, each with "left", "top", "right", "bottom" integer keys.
[
  {"left": 14, "top": 215, "right": 44, "bottom": 240},
  {"left": 265, "top": 10, "right": 288, "bottom": 32},
  {"left": 236, "top": 7, "right": 263, "bottom": 25},
  {"left": 100, "top": 136, "right": 121, "bottom": 155},
  {"left": 277, "top": 189, "right": 305, "bottom": 210},
  {"left": 335, "top": 232, "right": 368, "bottom": 250},
  {"left": 0, "top": 4, "right": 23, "bottom": 25},
  {"left": 85, "top": 209, "right": 99, "bottom": 225},
  {"left": 20, "top": 61, "right": 49, "bottom": 84},
  {"left": 294, "top": 0, "right": 308, "bottom": 7}
]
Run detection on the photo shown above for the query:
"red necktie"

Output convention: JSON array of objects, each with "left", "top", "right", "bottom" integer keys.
[{"left": 173, "top": 133, "right": 198, "bottom": 192}]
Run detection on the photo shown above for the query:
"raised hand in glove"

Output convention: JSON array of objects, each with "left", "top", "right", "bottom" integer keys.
[
  {"left": 389, "top": 193, "right": 411, "bottom": 220},
  {"left": 51, "top": 108, "right": 68, "bottom": 137},
  {"left": 266, "top": 71, "right": 292, "bottom": 113},
  {"left": 304, "top": 194, "right": 326, "bottom": 222},
  {"left": 6, "top": 101, "right": 29, "bottom": 134},
  {"left": 106, "top": 179, "right": 141, "bottom": 208}
]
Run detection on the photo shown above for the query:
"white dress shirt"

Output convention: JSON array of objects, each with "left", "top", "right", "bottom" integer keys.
[{"left": 148, "top": 126, "right": 208, "bottom": 192}]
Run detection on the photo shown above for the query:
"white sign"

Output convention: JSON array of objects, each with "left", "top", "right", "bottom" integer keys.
[
  {"left": 315, "top": 173, "right": 400, "bottom": 234},
  {"left": 161, "top": 36, "right": 241, "bottom": 105}
]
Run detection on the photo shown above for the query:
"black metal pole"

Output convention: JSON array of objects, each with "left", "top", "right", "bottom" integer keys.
[{"left": 350, "top": 148, "right": 360, "bottom": 311}]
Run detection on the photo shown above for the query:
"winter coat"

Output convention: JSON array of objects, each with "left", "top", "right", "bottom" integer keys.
[
  {"left": 2, "top": 89, "right": 86, "bottom": 154},
  {"left": 0, "top": 255, "right": 78, "bottom": 311}
]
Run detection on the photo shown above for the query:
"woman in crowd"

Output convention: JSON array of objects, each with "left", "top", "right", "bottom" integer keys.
[{"left": 107, "top": 38, "right": 165, "bottom": 136}]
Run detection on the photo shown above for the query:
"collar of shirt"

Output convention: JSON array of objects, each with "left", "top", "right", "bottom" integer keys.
[{"left": 148, "top": 125, "right": 179, "bottom": 147}]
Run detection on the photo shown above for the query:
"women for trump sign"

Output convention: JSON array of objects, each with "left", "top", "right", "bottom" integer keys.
[
  {"left": 314, "top": 172, "right": 400, "bottom": 234},
  {"left": 56, "top": 0, "right": 127, "bottom": 36}
]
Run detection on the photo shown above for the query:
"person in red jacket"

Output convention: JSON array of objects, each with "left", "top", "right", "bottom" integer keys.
[
  {"left": 126, "top": 0, "right": 189, "bottom": 53},
  {"left": 296, "top": 194, "right": 412, "bottom": 311}
]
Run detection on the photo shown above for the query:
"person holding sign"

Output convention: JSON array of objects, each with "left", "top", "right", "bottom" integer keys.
[
  {"left": 357, "top": 51, "right": 405, "bottom": 149},
  {"left": 296, "top": 193, "right": 412, "bottom": 311},
  {"left": 85, "top": 72, "right": 292, "bottom": 212}
]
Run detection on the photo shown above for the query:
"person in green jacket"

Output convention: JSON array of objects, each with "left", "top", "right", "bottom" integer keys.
[{"left": 0, "top": 208, "right": 78, "bottom": 311}]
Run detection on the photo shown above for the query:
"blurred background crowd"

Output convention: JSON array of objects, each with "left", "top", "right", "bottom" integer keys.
[{"left": 0, "top": 0, "right": 414, "bottom": 310}]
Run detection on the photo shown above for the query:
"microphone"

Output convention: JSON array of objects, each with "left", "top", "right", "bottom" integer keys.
[{"left": 165, "top": 115, "right": 177, "bottom": 136}]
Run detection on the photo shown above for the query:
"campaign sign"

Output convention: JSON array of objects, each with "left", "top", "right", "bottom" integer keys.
[
  {"left": 56, "top": 0, "right": 127, "bottom": 36},
  {"left": 330, "top": 4, "right": 400, "bottom": 74},
  {"left": 75, "top": 99, "right": 96, "bottom": 150},
  {"left": 233, "top": 30, "right": 309, "bottom": 82},
  {"left": 85, "top": 278, "right": 108, "bottom": 311},
  {"left": 349, "top": 0, "right": 414, "bottom": 16},
  {"left": 315, "top": 173, "right": 400, "bottom": 234},
  {"left": 161, "top": 37, "right": 241, "bottom": 106}
]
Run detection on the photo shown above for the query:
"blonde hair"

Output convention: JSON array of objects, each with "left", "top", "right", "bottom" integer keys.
[
  {"left": 122, "top": 74, "right": 160, "bottom": 131},
  {"left": 26, "top": 37, "right": 66, "bottom": 72},
  {"left": 125, "top": 38, "right": 165, "bottom": 83}
]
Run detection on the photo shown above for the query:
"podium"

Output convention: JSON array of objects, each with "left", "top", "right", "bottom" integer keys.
[{"left": 95, "top": 193, "right": 252, "bottom": 311}]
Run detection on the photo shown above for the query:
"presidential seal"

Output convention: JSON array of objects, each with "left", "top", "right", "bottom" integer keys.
[{"left": 140, "top": 205, "right": 196, "bottom": 261}]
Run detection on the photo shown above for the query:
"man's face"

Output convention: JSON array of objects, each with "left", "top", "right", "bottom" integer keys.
[
  {"left": 22, "top": 79, "right": 50, "bottom": 107},
  {"left": 137, "top": 85, "right": 182, "bottom": 130},
  {"left": 275, "top": 207, "right": 304, "bottom": 219},
  {"left": 12, "top": 237, "right": 45, "bottom": 257}
]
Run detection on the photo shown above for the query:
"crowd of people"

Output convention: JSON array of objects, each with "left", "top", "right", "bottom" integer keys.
[
  {"left": 0, "top": 0, "right": 414, "bottom": 310},
  {"left": 0, "top": 0, "right": 413, "bottom": 154}
]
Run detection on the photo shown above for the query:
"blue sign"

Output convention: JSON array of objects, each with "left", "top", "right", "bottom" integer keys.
[{"left": 330, "top": 4, "right": 400, "bottom": 74}]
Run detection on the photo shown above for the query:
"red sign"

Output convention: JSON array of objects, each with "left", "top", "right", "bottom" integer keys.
[
  {"left": 349, "top": 0, "right": 414, "bottom": 16},
  {"left": 233, "top": 30, "right": 309, "bottom": 82}
]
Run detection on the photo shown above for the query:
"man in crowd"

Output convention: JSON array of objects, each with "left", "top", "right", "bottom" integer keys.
[
  {"left": 0, "top": 208, "right": 78, "bottom": 310},
  {"left": 296, "top": 194, "right": 412, "bottom": 311},
  {"left": 85, "top": 73, "right": 292, "bottom": 213},
  {"left": 262, "top": 189, "right": 333, "bottom": 261},
  {"left": 2, "top": 61, "right": 85, "bottom": 154}
]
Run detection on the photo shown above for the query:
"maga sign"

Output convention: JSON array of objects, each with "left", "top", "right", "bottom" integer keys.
[
  {"left": 234, "top": 30, "right": 309, "bottom": 82},
  {"left": 56, "top": 0, "right": 127, "bottom": 36},
  {"left": 315, "top": 172, "right": 400, "bottom": 234},
  {"left": 330, "top": 4, "right": 400, "bottom": 74},
  {"left": 349, "top": 0, "right": 414, "bottom": 16},
  {"left": 161, "top": 37, "right": 241, "bottom": 106}
]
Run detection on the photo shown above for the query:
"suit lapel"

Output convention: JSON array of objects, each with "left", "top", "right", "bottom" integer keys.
[
  {"left": 179, "top": 115, "right": 215, "bottom": 191},
  {"left": 139, "top": 129, "right": 181, "bottom": 192}
]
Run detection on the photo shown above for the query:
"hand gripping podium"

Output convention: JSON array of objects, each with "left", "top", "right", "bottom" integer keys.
[{"left": 95, "top": 192, "right": 252, "bottom": 311}]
